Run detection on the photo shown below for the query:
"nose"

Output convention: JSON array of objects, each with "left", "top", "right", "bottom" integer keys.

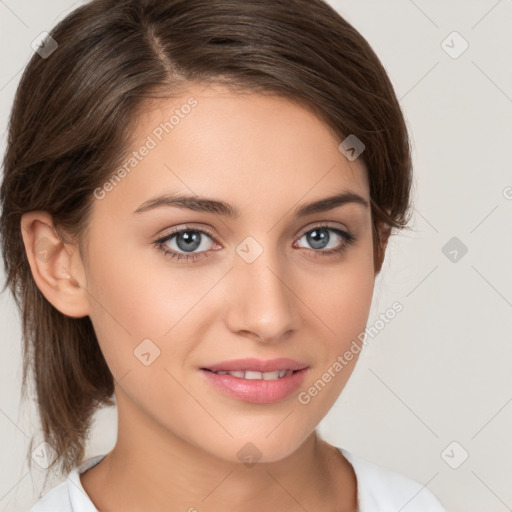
[{"left": 225, "top": 242, "right": 301, "bottom": 344}]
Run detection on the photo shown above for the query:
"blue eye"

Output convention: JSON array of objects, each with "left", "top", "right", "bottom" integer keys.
[
  {"left": 154, "top": 226, "right": 218, "bottom": 262},
  {"left": 154, "top": 224, "right": 357, "bottom": 263},
  {"left": 294, "top": 224, "right": 357, "bottom": 258}
]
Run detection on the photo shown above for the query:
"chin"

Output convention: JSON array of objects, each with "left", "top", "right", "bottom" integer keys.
[{"left": 201, "top": 431, "right": 311, "bottom": 466}]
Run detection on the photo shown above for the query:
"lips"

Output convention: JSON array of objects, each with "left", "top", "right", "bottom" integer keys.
[{"left": 200, "top": 358, "right": 310, "bottom": 404}]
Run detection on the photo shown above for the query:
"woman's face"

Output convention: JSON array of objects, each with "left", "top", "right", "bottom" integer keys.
[{"left": 81, "top": 83, "right": 376, "bottom": 463}]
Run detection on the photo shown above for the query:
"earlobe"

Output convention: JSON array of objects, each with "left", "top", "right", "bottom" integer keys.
[{"left": 20, "top": 211, "right": 89, "bottom": 318}]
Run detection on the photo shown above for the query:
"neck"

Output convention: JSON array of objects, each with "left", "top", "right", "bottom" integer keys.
[{"left": 80, "top": 389, "right": 357, "bottom": 512}]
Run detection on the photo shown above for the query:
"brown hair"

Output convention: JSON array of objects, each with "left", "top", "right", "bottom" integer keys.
[{"left": 0, "top": 0, "right": 412, "bottom": 478}]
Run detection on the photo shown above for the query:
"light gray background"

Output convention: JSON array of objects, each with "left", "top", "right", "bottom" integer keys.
[{"left": 1, "top": 1, "right": 511, "bottom": 511}]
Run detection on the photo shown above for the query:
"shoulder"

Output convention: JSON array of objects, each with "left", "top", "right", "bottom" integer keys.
[
  {"left": 29, "top": 454, "right": 106, "bottom": 512},
  {"left": 339, "top": 448, "right": 446, "bottom": 512},
  {"left": 29, "top": 480, "right": 71, "bottom": 512}
]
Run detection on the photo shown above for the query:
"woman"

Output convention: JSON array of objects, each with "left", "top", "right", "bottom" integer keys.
[{"left": 0, "top": 0, "right": 445, "bottom": 510}]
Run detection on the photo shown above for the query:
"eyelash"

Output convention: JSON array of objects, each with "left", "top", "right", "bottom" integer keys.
[{"left": 153, "top": 224, "right": 357, "bottom": 263}]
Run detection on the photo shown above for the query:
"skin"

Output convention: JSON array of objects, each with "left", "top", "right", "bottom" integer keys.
[{"left": 21, "top": 83, "right": 389, "bottom": 512}]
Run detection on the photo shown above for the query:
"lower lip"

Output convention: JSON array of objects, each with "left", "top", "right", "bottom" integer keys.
[{"left": 200, "top": 368, "right": 309, "bottom": 404}]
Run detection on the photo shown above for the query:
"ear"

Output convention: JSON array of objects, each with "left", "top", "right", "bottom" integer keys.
[
  {"left": 20, "top": 211, "right": 89, "bottom": 318},
  {"left": 373, "top": 220, "right": 392, "bottom": 275}
]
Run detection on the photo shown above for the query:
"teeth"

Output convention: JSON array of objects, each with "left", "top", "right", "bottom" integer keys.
[
  {"left": 245, "top": 370, "right": 263, "bottom": 380},
  {"left": 212, "top": 369, "right": 294, "bottom": 380}
]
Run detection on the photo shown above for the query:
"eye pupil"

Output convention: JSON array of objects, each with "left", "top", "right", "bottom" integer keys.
[
  {"left": 308, "top": 228, "right": 329, "bottom": 249},
  {"left": 176, "top": 231, "right": 201, "bottom": 252}
]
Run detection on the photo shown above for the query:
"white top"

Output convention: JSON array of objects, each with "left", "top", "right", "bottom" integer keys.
[{"left": 29, "top": 448, "right": 445, "bottom": 511}]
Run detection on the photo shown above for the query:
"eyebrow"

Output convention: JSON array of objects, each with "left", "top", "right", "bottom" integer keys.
[{"left": 133, "top": 191, "right": 369, "bottom": 217}]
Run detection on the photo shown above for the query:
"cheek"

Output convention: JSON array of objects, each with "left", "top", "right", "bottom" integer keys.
[
  {"left": 84, "top": 233, "right": 218, "bottom": 384},
  {"left": 323, "top": 269, "right": 374, "bottom": 343},
  {"left": 83, "top": 234, "right": 172, "bottom": 375},
  {"left": 293, "top": 258, "right": 375, "bottom": 428},
  {"left": 301, "top": 240, "right": 375, "bottom": 348}
]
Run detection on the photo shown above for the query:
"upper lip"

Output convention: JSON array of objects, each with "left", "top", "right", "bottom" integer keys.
[{"left": 202, "top": 358, "right": 309, "bottom": 373}]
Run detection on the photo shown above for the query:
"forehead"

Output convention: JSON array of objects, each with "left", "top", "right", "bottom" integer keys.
[{"left": 97, "top": 83, "right": 369, "bottom": 217}]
